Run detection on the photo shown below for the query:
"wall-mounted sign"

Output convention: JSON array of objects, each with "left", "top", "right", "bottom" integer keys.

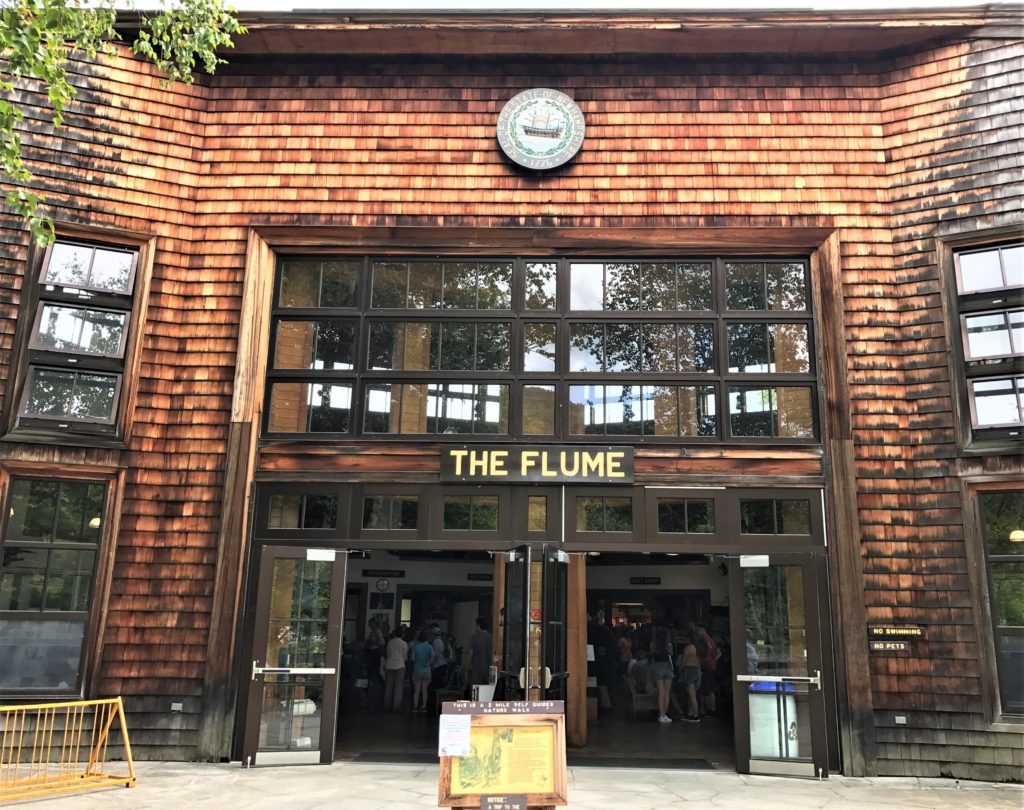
[
  {"left": 468, "top": 573, "right": 494, "bottom": 582},
  {"left": 868, "top": 626, "right": 924, "bottom": 638},
  {"left": 869, "top": 640, "right": 909, "bottom": 652},
  {"left": 630, "top": 577, "right": 661, "bottom": 585},
  {"left": 362, "top": 569, "right": 405, "bottom": 578},
  {"left": 496, "top": 88, "right": 585, "bottom": 171},
  {"left": 440, "top": 445, "right": 633, "bottom": 484}
]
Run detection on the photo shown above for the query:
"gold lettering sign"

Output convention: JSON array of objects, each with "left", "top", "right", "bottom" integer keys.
[{"left": 441, "top": 446, "right": 634, "bottom": 484}]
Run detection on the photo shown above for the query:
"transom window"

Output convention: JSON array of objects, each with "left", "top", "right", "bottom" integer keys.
[
  {"left": 263, "top": 256, "right": 818, "bottom": 442},
  {"left": 954, "top": 242, "right": 1024, "bottom": 440},
  {"left": 17, "top": 239, "right": 138, "bottom": 435}
]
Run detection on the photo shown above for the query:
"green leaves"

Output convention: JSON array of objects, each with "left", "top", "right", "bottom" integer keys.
[{"left": 0, "top": 0, "right": 246, "bottom": 246}]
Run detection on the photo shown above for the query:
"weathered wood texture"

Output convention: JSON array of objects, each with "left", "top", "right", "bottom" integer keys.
[{"left": 0, "top": 23, "right": 1020, "bottom": 778}]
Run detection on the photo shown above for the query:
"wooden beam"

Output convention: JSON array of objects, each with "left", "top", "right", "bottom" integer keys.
[{"left": 566, "top": 554, "right": 587, "bottom": 748}]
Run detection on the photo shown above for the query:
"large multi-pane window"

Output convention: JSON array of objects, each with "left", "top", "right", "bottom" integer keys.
[
  {"left": 977, "top": 490, "right": 1024, "bottom": 716},
  {"left": 264, "top": 256, "right": 818, "bottom": 441},
  {"left": 954, "top": 242, "right": 1024, "bottom": 441},
  {"left": 0, "top": 477, "right": 106, "bottom": 694},
  {"left": 17, "top": 239, "right": 138, "bottom": 435}
]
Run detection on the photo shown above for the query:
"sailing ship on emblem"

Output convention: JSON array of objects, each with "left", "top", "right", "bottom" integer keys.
[{"left": 520, "top": 105, "right": 564, "bottom": 138}]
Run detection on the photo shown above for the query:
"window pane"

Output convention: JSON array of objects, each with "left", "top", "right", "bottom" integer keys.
[
  {"left": 308, "top": 384, "right": 352, "bottom": 432},
  {"left": 302, "top": 496, "right": 338, "bottom": 529},
  {"left": 473, "top": 496, "right": 499, "bottom": 530},
  {"left": 396, "top": 497, "right": 419, "bottom": 530},
  {"left": 605, "top": 263, "right": 641, "bottom": 310},
  {"left": 274, "top": 321, "right": 355, "bottom": 370},
  {"left": 523, "top": 384, "right": 555, "bottom": 435},
  {"left": 474, "top": 385, "right": 509, "bottom": 434},
  {"left": 605, "top": 324, "right": 642, "bottom": 372},
  {"left": 990, "top": 563, "right": 1024, "bottom": 627},
  {"left": 268, "top": 383, "right": 309, "bottom": 432},
  {"left": 643, "top": 385, "right": 678, "bottom": 436},
  {"left": 958, "top": 248, "right": 1005, "bottom": 293},
  {"left": 642, "top": 263, "right": 677, "bottom": 311},
  {"left": 972, "top": 377, "right": 1023, "bottom": 427},
  {"left": 443, "top": 262, "right": 477, "bottom": 309},
  {"left": 407, "top": 262, "right": 442, "bottom": 309},
  {"left": 741, "top": 500, "right": 775, "bottom": 533},
  {"left": 687, "top": 499, "right": 715, "bottom": 533},
  {"left": 772, "top": 324, "right": 811, "bottom": 373},
  {"left": 313, "top": 322, "right": 355, "bottom": 370},
  {"left": 605, "top": 498, "right": 633, "bottom": 531},
  {"left": 576, "top": 497, "right": 604, "bottom": 532},
  {"left": 964, "top": 312, "right": 1014, "bottom": 360},
  {"left": 528, "top": 496, "right": 547, "bottom": 531},
  {"left": 657, "top": 500, "right": 687, "bottom": 533},
  {"left": 45, "top": 549, "right": 96, "bottom": 611},
  {"left": 434, "top": 383, "right": 475, "bottom": 434},
  {"left": 0, "top": 619, "right": 85, "bottom": 691},
  {"left": 476, "top": 323, "right": 511, "bottom": 371},
  {"left": 399, "top": 384, "right": 430, "bottom": 434},
  {"left": 269, "top": 494, "right": 303, "bottom": 528},
  {"left": 440, "top": 323, "right": 475, "bottom": 370},
  {"left": 604, "top": 385, "right": 642, "bottom": 435},
  {"left": 320, "top": 261, "right": 360, "bottom": 308},
  {"left": 367, "top": 322, "right": 402, "bottom": 370},
  {"left": 642, "top": 323, "right": 677, "bottom": 373},
  {"left": 56, "top": 481, "right": 104, "bottom": 544},
  {"left": 766, "top": 262, "right": 807, "bottom": 310},
  {"left": 34, "top": 306, "right": 126, "bottom": 356},
  {"left": 69, "top": 374, "right": 116, "bottom": 420},
  {"left": 525, "top": 262, "right": 557, "bottom": 310},
  {"left": 776, "top": 387, "right": 815, "bottom": 438},
  {"left": 444, "top": 496, "right": 472, "bottom": 530},
  {"left": 45, "top": 243, "right": 92, "bottom": 288},
  {"left": 678, "top": 263, "right": 713, "bottom": 310},
  {"left": 89, "top": 249, "right": 133, "bottom": 294},
  {"left": 679, "top": 323, "right": 715, "bottom": 373},
  {"left": 681, "top": 385, "right": 717, "bottom": 437},
  {"left": 569, "top": 385, "right": 604, "bottom": 436},
  {"left": 728, "top": 323, "right": 768, "bottom": 372},
  {"left": 362, "top": 496, "right": 389, "bottom": 529},
  {"left": 274, "top": 321, "right": 316, "bottom": 368},
  {"left": 569, "top": 323, "right": 604, "bottom": 371},
  {"left": 726, "top": 262, "right": 765, "bottom": 309},
  {"left": 0, "top": 548, "right": 47, "bottom": 610},
  {"left": 477, "top": 263, "right": 513, "bottom": 310},
  {"left": 25, "top": 369, "right": 75, "bottom": 417},
  {"left": 7, "top": 480, "right": 60, "bottom": 542},
  {"left": 1011, "top": 311, "right": 1024, "bottom": 355},
  {"left": 996, "top": 631, "right": 1024, "bottom": 714},
  {"left": 569, "top": 263, "right": 603, "bottom": 310},
  {"left": 404, "top": 322, "right": 438, "bottom": 371},
  {"left": 979, "top": 491, "right": 1024, "bottom": 556},
  {"left": 730, "top": 387, "right": 773, "bottom": 437},
  {"left": 776, "top": 500, "right": 812, "bottom": 534},
  {"left": 524, "top": 323, "right": 556, "bottom": 372},
  {"left": 279, "top": 260, "right": 320, "bottom": 307},
  {"left": 371, "top": 262, "right": 407, "bottom": 308}
]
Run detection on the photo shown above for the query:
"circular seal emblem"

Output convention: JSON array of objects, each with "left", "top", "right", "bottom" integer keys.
[{"left": 497, "top": 88, "right": 585, "bottom": 171}]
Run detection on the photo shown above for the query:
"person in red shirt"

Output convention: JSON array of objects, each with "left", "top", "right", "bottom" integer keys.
[{"left": 688, "top": 622, "right": 722, "bottom": 718}]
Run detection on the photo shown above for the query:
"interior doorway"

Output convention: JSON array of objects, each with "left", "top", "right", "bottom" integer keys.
[
  {"left": 578, "top": 552, "right": 735, "bottom": 770},
  {"left": 335, "top": 549, "right": 496, "bottom": 762}
]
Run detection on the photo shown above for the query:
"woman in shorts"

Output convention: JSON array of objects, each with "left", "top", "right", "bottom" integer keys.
[{"left": 650, "top": 627, "right": 675, "bottom": 723}]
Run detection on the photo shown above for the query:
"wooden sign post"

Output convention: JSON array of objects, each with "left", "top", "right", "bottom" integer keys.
[{"left": 438, "top": 701, "right": 568, "bottom": 810}]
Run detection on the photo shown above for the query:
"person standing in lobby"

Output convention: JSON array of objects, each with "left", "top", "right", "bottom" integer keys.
[{"left": 383, "top": 626, "right": 409, "bottom": 712}]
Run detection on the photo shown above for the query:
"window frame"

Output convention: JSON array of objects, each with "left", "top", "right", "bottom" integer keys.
[
  {"left": 944, "top": 237, "right": 1024, "bottom": 448},
  {"left": 0, "top": 471, "right": 115, "bottom": 699},
  {"left": 262, "top": 254, "right": 820, "bottom": 445}
]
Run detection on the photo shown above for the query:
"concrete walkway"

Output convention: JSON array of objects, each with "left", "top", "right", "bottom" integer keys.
[{"left": 12, "top": 761, "right": 1023, "bottom": 809}]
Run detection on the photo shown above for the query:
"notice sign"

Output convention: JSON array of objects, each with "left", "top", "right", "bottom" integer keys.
[
  {"left": 438, "top": 703, "right": 567, "bottom": 809},
  {"left": 481, "top": 796, "right": 526, "bottom": 810},
  {"left": 439, "top": 714, "right": 472, "bottom": 757},
  {"left": 870, "top": 640, "right": 910, "bottom": 652},
  {"left": 440, "top": 445, "right": 634, "bottom": 484},
  {"left": 868, "top": 625, "right": 924, "bottom": 638}
]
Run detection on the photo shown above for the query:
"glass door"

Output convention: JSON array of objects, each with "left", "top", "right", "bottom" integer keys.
[
  {"left": 729, "top": 553, "right": 829, "bottom": 777},
  {"left": 541, "top": 544, "right": 569, "bottom": 700},
  {"left": 242, "top": 546, "right": 347, "bottom": 766},
  {"left": 501, "top": 545, "right": 530, "bottom": 700}
]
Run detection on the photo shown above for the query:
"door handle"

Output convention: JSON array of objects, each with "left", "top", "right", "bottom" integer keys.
[
  {"left": 518, "top": 667, "right": 527, "bottom": 690},
  {"left": 736, "top": 670, "right": 821, "bottom": 689},
  {"left": 252, "top": 661, "right": 336, "bottom": 680},
  {"left": 542, "top": 667, "right": 552, "bottom": 689}
]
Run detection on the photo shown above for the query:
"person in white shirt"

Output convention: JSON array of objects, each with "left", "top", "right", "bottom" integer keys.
[{"left": 383, "top": 627, "right": 410, "bottom": 712}]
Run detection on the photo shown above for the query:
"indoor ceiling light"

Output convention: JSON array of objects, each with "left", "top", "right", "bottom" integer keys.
[
  {"left": 88, "top": 517, "right": 101, "bottom": 528},
  {"left": 1010, "top": 529, "right": 1024, "bottom": 542}
]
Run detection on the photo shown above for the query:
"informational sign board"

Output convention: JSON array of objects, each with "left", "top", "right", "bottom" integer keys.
[
  {"left": 440, "top": 445, "right": 633, "bottom": 484},
  {"left": 438, "top": 702, "right": 567, "bottom": 809},
  {"left": 869, "top": 640, "right": 910, "bottom": 652},
  {"left": 868, "top": 625, "right": 924, "bottom": 638}
]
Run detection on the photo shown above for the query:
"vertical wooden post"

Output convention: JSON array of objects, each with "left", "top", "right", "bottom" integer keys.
[
  {"left": 492, "top": 551, "right": 506, "bottom": 669},
  {"left": 566, "top": 554, "right": 587, "bottom": 747}
]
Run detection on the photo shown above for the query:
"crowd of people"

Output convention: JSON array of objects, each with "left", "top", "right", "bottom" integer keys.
[
  {"left": 349, "top": 615, "right": 493, "bottom": 716},
  {"left": 590, "top": 610, "right": 728, "bottom": 725}
]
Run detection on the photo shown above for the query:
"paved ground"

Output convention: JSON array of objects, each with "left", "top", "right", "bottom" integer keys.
[{"left": 12, "top": 761, "right": 1024, "bottom": 809}]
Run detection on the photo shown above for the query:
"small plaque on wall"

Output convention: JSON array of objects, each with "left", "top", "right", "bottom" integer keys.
[
  {"left": 869, "top": 640, "right": 910, "bottom": 652},
  {"left": 868, "top": 625, "right": 924, "bottom": 638}
]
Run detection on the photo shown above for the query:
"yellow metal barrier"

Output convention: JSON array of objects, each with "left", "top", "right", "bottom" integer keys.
[{"left": 0, "top": 697, "right": 136, "bottom": 802}]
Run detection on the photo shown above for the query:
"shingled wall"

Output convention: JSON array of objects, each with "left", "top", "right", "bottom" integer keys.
[{"left": 0, "top": 28, "right": 1020, "bottom": 777}]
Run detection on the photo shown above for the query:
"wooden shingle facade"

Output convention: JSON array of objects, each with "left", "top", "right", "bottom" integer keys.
[{"left": 0, "top": 8, "right": 1021, "bottom": 780}]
